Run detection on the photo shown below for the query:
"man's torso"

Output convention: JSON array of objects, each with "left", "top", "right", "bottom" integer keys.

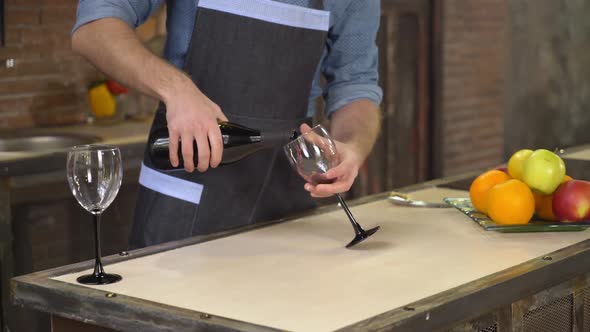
[{"left": 163, "top": 0, "right": 352, "bottom": 115}]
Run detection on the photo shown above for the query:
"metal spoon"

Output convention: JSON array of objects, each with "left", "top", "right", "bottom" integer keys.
[{"left": 387, "top": 191, "right": 451, "bottom": 208}]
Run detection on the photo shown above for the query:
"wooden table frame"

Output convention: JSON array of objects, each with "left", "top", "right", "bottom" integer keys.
[{"left": 10, "top": 156, "right": 590, "bottom": 331}]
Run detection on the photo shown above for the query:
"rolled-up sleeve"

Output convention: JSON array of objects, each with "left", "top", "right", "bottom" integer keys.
[
  {"left": 72, "top": 0, "right": 163, "bottom": 33},
  {"left": 322, "top": 0, "right": 383, "bottom": 116}
]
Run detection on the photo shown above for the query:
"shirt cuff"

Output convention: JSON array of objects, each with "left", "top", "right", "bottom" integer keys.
[
  {"left": 72, "top": 4, "right": 138, "bottom": 34},
  {"left": 325, "top": 83, "right": 383, "bottom": 117}
]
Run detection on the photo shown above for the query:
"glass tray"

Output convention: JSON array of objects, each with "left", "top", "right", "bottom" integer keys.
[{"left": 444, "top": 198, "right": 590, "bottom": 233}]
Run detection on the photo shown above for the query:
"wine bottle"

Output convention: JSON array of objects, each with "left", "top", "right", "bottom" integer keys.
[{"left": 148, "top": 121, "right": 298, "bottom": 170}]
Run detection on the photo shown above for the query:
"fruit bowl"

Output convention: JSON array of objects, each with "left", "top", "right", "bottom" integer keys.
[{"left": 444, "top": 198, "right": 590, "bottom": 233}]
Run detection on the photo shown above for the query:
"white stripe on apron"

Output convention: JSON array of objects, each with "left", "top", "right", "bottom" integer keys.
[
  {"left": 139, "top": 163, "right": 203, "bottom": 204},
  {"left": 198, "top": 0, "right": 330, "bottom": 31}
]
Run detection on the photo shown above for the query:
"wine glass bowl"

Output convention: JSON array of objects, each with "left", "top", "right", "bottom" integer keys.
[
  {"left": 67, "top": 144, "right": 123, "bottom": 285},
  {"left": 284, "top": 125, "right": 339, "bottom": 184},
  {"left": 67, "top": 145, "right": 123, "bottom": 214},
  {"left": 284, "top": 125, "right": 380, "bottom": 248}
]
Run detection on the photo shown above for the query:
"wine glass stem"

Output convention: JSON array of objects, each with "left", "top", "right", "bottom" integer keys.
[
  {"left": 92, "top": 213, "right": 105, "bottom": 277},
  {"left": 335, "top": 193, "right": 364, "bottom": 235}
]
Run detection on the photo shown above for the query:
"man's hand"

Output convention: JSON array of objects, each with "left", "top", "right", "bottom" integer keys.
[
  {"left": 164, "top": 78, "right": 228, "bottom": 172},
  {"left": 299, "top": 124, "right": 364, "bottom": 198},
  {"left": 300, "top": 99, "right": 381, "bottom": 198},
  {"left": 71, "top": 18, "right": 228, "bottom": 173}
]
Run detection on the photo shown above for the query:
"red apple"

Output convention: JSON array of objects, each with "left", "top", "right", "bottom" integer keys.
[{"left": 553, "top": 180, "right": 590, "bottom": 222}]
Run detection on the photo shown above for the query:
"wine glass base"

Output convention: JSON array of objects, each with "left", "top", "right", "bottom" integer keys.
[
  {"left": 77, "top": 273, "right": 122, "bottom": 285},
  {"left": 345, "top": 226, "right": 380, "bottom": 248}
]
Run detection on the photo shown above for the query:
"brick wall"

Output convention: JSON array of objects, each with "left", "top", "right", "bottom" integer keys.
[
  {"left": 0, "top": 0, "right": 93, "bottom": 129},
  {"left": 439, "top": 0, "right": 509, "bottom": 176},
  {"left": 0, "top": 1, "right": 165, "bottom": 130},
  {"left": 1, "top": 0, "right": 510, "bottom": 175}
]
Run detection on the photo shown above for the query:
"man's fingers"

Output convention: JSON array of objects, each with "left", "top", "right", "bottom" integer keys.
[
  {"left": 211, "top": 103, "right": 228, "bottom": 122},
  {"left": 311, "top": 191, "right": 333, "bottom": 198},
  {"left": 168, "top": 130, "right": 180, "bottom": 168},
  {"left": 209, "top": 104, "right": 226, "bottom": 167},
  {"left": 299, "top": 123, "right": 312, "bottom": 134},
  {"left": 195, "top": 131, "right": 211, "bottom": 173},
  {"left": 305, "top": 183, "right": 347, "bottom": 197},
  {"left": 324, "top": 163, "right": 348, "bottom": 180},
  {"left": 208, "top": 126, "right": 224, "bottom": 168},
  {"left": 313, "top": 182, "right": 351, "bottom": 196},
  {"left": 180, "top": 133, "right": 195, "bottom": 172},
  {"left": 217, "top": 112, "right": 229, "bottom": 122},
  {"left": 304, "top": 182, "right": 334, "bottom": 198}
]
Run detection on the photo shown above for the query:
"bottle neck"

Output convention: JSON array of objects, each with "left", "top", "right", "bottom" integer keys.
[
  {"left": 223, "top": 134, "right": 261, "bottom": 145},
  {"left": 152, "top": 132, "right": 280, "bottom": 149},
  {"left": 261, "top": 130, "right": 298, "bottom": 147},
  {"left": 152, "top": 136, "right": 171, "bottom": 152}
]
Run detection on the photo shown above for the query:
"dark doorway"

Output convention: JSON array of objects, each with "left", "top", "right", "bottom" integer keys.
[
  {"left": 351, "top": 0, "right": 435, "bottom": 197},
  {"left": 0, "top": 0, "right": 4, "bottom": 47}
]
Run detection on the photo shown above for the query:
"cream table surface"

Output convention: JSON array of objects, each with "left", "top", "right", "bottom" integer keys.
[{"left": 54, "top": 187, "right": 590, "bottom": 332}]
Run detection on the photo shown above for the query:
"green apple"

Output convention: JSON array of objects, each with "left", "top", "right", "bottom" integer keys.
[
  {"left": 508, "top": 149, "right": 533, "bottom": 180},
  {"left": 522, "top": 149, "right": 566, "bottom": 195}
]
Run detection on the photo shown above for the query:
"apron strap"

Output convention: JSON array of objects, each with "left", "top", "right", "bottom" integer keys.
[{"left": 197, "top": 0, "right": 330, "bottom": 32}]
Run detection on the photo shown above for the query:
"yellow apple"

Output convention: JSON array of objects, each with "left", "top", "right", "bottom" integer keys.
[
  {"left": 522, "top": 149, "right": 566, "bottom": 195},
  {"left": 508, "top": 149, "right": 533, "bottom": 180}
]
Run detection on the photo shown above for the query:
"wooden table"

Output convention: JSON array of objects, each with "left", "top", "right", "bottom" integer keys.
[{"left": 11, "top": 147, "right": 590, "bottom": 332}]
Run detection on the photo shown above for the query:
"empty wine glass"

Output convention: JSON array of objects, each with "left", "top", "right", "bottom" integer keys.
[
  {"left": 67, "top": 145, "right": 123, "bottom": 285},
  {"left": 284, "top": 125, "right": 380, "bottom": 248}
]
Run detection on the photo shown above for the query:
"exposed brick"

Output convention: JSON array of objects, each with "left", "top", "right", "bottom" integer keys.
[
  {"left": 5, "top": 7, "right": 41, "bottom": 26},
  {"left": 40, "top": 0, "right": 78, "bottom": 6},
  {"left": 0, "top": 45, "right": 43, "bottom": 61},
  {"left": 0, "top": 96, "right": 85, "bottom": 128},
  {"left": 440, "top": 0, "right": 508, "bottom": 176},
  {"left": 6, "top": 0, "right": 40, "bottom": 5},
  {"left": 0, "top": 59, "right": 62, "bottom": 78},
  {"left": 0, "top": 94, "right": 31, "bottom": 106},
  {"left": 41, "top": 6, "right": 77, "bottom": 25},
  {"left": 20, "top": 26, "right": 72, "bottom": 47},
  {"left": 0, "top": 110, "right": 35, "bottom": 129},
  {"left": 0, "top": 1, "right": 167, "bottom": 129},
  {"left": 31, "top": 105, "right": 87, "bottom": 127},
  {"left": 4, "top": 29, "right": 22, "bottom": 46},
  {"left": 28, "top": 90, "right": 79, "bottom": 110},
  {"left": 0, "top": 76, "right": 67, "bottom": 95}
]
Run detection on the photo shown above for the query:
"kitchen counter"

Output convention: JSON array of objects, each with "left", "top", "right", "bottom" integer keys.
[
  {"left": 11, "top": 148, "right": 590, "bottom": 332},
  {"left": 0, "top": 119, "right": 151, "bottom": 177},
  {"left": 0, "top": 119, "right": 152, "bottom": 332}
]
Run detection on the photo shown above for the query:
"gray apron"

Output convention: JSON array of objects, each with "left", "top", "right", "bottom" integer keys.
[{"left": 130, "top": 0, "right": 329, "bottom": 248}]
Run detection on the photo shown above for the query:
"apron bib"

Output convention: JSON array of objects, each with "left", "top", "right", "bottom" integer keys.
[{"left": 130, "top": 0, "right": 329, "bottom": 248}]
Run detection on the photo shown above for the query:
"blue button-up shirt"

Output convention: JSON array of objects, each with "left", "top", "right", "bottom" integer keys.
[{"left": 74, "top": 0, "right": 382, "bottom": 116}]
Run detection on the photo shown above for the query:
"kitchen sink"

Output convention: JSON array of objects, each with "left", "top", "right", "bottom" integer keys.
[{"left": 0, "top": 134, "right": 101, "bottom": 153}]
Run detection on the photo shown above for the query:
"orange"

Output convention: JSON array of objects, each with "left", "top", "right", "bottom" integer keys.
[
  {"left": 487, "top": 179, "right": 535, "bottom": 225},
  {"left": 533, "top": 193, "right": 556, "bottom": 221},
  {"left": 533, "top": 175, "right": 574, "bottom": 221},
  {"left": 469, "top": 170, "right": 511, "bottom": 214}
]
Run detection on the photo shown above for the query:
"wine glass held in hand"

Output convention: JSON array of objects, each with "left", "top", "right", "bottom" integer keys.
[
  {"left": 284, "top": 125, "right": 380, "bottom": 248},
  {"left": 67, "top": 145, "right": 123, "bottom": 285}
]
